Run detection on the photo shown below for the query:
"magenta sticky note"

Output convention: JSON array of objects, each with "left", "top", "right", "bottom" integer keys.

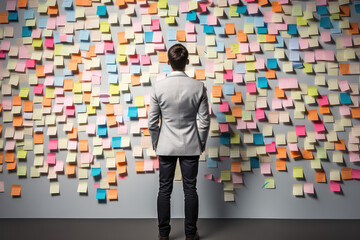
[
  {"left": 44, "top": 37, "right": 54, "bottom": 48},
  {"left": 26, "top": 59, "right": 35, "bottom": 68},
  {"left": 351, "top": 169, "right": 360, "bottom": 179},
  {"left": 219, "top": 101, "right": 229, "bottom": 112},
  {"left": 46, "top": 153, "right": 56, "bottom": 165},
  {"left": 198, "top": 2, "right": 207, "bottom": 13},
  {"left": 304, "top": 182, "right": 314, "bottom": 194},
  {"left": 317, "top": 95, "right": 329, "bottom": 106},
  {"left": 150, "top": 19, "right": 160, "bottom": 31},
  {"left": 255, "top": 108, "right": 265, "bottom": 120},
  {"left": 33, "top": 84, "right": 44, "bottom": 95},
  {"left": 214, "top": 177, "right": 222, "bottom": 183},
  {"left": 266, "top": 142, "right": 276, "bottom": 153},
  {"left": 204, "top": 174, "right": 213, "bottom": 180},
  {"left": 48, "top": 139, "right": 58, "bottom": 150},
  {"left": 247, "top": 82, "right": 257, "bottom": 93},
  {"left": 295, "top": 125, "right": 306, "bottom": 136},
  {"left": 313, "top": 121, "right": 325, "bottom": 132},
  {"left": 223, "top": 70, "right": 233, "bottom": 80},
  {"left": 330, "top": 181, "right": 341, "bottom": 192}
]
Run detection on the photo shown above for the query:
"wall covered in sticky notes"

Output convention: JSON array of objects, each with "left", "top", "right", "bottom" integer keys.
[{"left": 0, "top": 0, "right": 360, "bottom": 219}]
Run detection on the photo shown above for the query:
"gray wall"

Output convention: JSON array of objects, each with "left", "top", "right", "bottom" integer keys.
[{"left": 0, "top": 0, "right": 360, "bottom": 218}]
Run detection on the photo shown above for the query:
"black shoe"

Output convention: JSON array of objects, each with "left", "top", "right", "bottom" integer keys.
[
  {"left": 158, "top": 233, "right": 169, "bottom": 240},
  {"left": 185, "top": 232, "right": 199, "bottom": 240}
]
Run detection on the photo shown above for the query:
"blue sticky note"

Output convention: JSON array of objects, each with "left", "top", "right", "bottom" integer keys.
[
  {"left": 187, "top": 11, "right": 197, "bottom": 21},
  {"left": 330, "top": 21, "right": 341, "bottom": 34},
  {"left": 220, "top": 133, "right": 230, "bottom": 145},
  {"left": 24, "top": 9, "right": 35, "bottom": 20},
  {"left": 167, "top": 29, "right": 177, "bottom": 41},
  {"left": 216, "top": 112, "right": 226, "bottom": 123},
  {"left": 206, "top": 156, "right": 218, "bottom": 168},
  {"left": 267, "top": 58, "right": 277, "bottom": 69},
  {"left": 97, "top": 125, "right": 108, "bottom": 136},
  {"left": 106, "top": 54, "right": 116, "bottom": 64},
  {"left": 75, "top": 103, "right": 87, "bottom": 113},
  {"left": 340, "top": 93, "right": 351, "bottom": 105},
  {"left": 320, "top": 17, "right": 331, "bottom": 28},
  {"left": 107, "top": 65, "right": 117, "bottom": 73},
  {"left": 264, "top": 137, "right": 273, "bottom": 145},
  {"left": 63, "top": 65, "right": 73, "bottom": 76},
  {"left": 236, "top": 5, "right": 247, "bottom": 14},
  {"left": 128, "top": 106, "right": 138, "bottom": 118},
  {"left": 215, "top": 40, "right": 225, "bottom": 52},
  {"left": 53, "top": 32, "right": 61, "bottom": 44},
  {"left": 253, "top": 133, "right": 264, "bottom": 145},
  {"left": 356, "top": 4, "right": 360, "bottom": 13},
  {"left": 234, "top": 63, "right": 245, "bottom": 74},
  {"left": 66, "top": 10, "right": 76, "bottom": 22},
  {"left": 130, "top": 65, "right": 141, "bottom": 74},
  {"left": 244, "top": 16, "right": 254, "bottom": 23},
  {"left": 257, "top": 77, "right": 268, "bottom": 88},
  {"left": 79, "top": 30, "right": 90, "bottom": 41},
  {"left": 97, "top": 6, "right": 107, "bottom": 16},
  {"left": 254, "top": 16, "right": 264, "bottom": 27},
  {"left": 144, "top": 32, "right": 153, "bottom": 43},
  {"left": 289, "top": 51, "right": 300, "bottom": 61},
  {"left": 162, "top": 64, "right": 172, "bottom": 73},
  {"left": 90, "top": 168, "right": 101, "bottom": 177},
  {"left": 66, "top": 35, "right": 73, "bottom": 43},
  {"left": 257, "top": 23, "right": 268, "bottom": 34},
  {"left": 79, "top": 42, "right": 90, "bottom": 51},
  {"left": 199, "top": 13, "right": 207, "bottom": 25},
  {"left": 108, "top": 74, "right": 118, "bottom": 84},
  {"left": 96, "top": 188, "right": 106, "bottom": 200},
  {"left": 293, "top": 62, "right": 303, "bottom": 69},
  {"left": 54, "top": 76, "right": 64, "bottom": 87},
  {"left": 250, "top": 157, "right": 260, "bottom": 169},
  {"left": 214, "top": 24, "right": 225, "bottom": 35},
  {"left": 274, "top": 35, "right": 284, "bottom": 48},
  {"left": 22, "top": 26, "right": 32, "bottom": 37},
  {"left": 287, "top": 24, "right": 297, "bottom": 35},
  {"left": 203, "top": 25, "right": 214, "bottom": 34},
  {"left": 289, "top": 37, "right": 299, "bottom": 50},
  {"left": 124, "top": 93, "right": 132, "bottom": 102},
  {"left": 112, "top": 137, "right": 122, "bottom": 148},
  {"left": 8, "top": 11, "right": 18, "bottom": 21},
  {"left": 316, "top": 6, "right": 328, "bottom": 15},
  {"left": 39, "top": 17, "right": 48, "bottom": 28},
  {"left": 62, "top": 0, "right": 73, "bottom": 8},
  {"left": 224, "top": 83, "right": 235, "bottom": 95}
]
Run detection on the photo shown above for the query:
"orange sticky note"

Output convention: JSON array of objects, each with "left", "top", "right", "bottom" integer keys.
[
  {"left": 195, "top": 69, "right": 205, "bottom": 80},
  {"left": 12, "top": 95, "right": 22, "bottom": 106},
  {"left": 107, "top": 115, "right": 117, "bottom": 127},
  {"left": 0, "top": 152, "right": 3, "bottom": 164},
  {"left": 302, "top": 148, "right": 314, "bottom": 159},
  {"left": 232, "top": 106, "right": 242, "bottom": 118},
  {"left": 117, "top": 162, "right": 127, "bottom": 174},
  {"left": 232, "top": 92, "right": 242, "bottom": 103},
  {"left": 276, "top": 159, "right": 287, "bottom": 171},
  {"left": 68, "top": 128, "right": 78, "bottom": 140},
  {"left": 135, "top": 161, "right": 144, "bottom": 172},
  {"left": 307, "top": 110, "right": 319, "bottom": 121},
  {"left": 65, "top": 163, "right": 76, "bottom": 175},
  {"left": 47, "top": 5, "right": 59, "bottom": 15},
  {"left": 116, "top": 152, "right": 126, "bottom": 163},
  {"left": 319, "top": 105, "right": 330, "bottom": 114},
  {"left": 176, "top": 30, "right": 186, "bottom": 42},
  {"left": 115, "top": 0, "right": 126, "bottom": 6},
  {"left": 64, "top": 79, "right": 74, "bottom": 91},
  {"left": 23, "top": 101, "right": 33, "bottom": 112},
  {"left": 276, "top": 147, "right": 287, "bottom": 159},
  {"left": 75, "top": 0, "right": 92, "bottom": 7},
  {"left": 83, "top": 92, "right": 91, "bottom": 103},
  {"left": 316, "top": 171, "right": 326, "bottom": 183},
  {"left": 290, "top": 150, "right": 301, "bottom": 159},
  {"left": 339, "top": 6, "right": 350, "bottom": 17},
  {"left": 158, "top": 51, "right": 169, "bottom": 63},
  {"left": 68, "top": 60, "right": 78, "bottom": 71},
  {"left": 225, "top": 48, "right": 236, "bottom": 59},
  {"left": 231, "top": 161, "right": 241, "bottom": 172},
  {"left": 34, "top": 132, "right": 44, "bottom": 144},
  {"left": 7, "top": 159, "right": 17, "bottom": 170},
  {"left": 334, "top": 140, "right": 346, "bottom": 151},
  {"left": 266, "top": 34, "right": 276, "bottom": 42},
  {"left": 212, "top": 85, "right": 222, "bottom": 98},
  {"left": 274, "top": 87, "right": 285, "bottom": 98},
  {"left": 107, "top": 172, "right": 117, "bottom": 184},
  {"left": 105, "top": 104, "right": 114, "bottom": 115},
  {"left": 0, "top": 13, "right": 9, "bottom": 24},
  {"left": 11, "top": 185, "right": 21, "bottom": 197},
  {"left": 237, "top": 30, "right": 247, "bottom": 42},
  {"left": 272, "top": 1, "right": 282, "bottom": 12},
  {"left": 36, "top": 66, "right": 45, "bottom": 78},
  {"left": 348, "top": 22, "right": 359, "bottom": 34},
  {"left": 131, "top": 75, "right": 140, "bottom": 86},
  {"left": 13, "top": 116, "right": 23, "bottom": 127},
  {"left": 117, "top": 32, "right": 129, "bottom": 44},
  {"left": 258, "top": 0, "right": 268, "bottom": 6},
  {"left": 79, "top": 140, "right": 89, "bottom": 152},
  {"left": 341, "top": 168, "right": 352, "bottom": 180},
  {"left": 143, "top": 128, "right": 150, "bottom": 136},
  {"left": 225, "top": 23, "right": 235, "bottom": 34},
  {"left": 148, "top": 2, "right": 158, "bottom": 14},
  {"left": 339, "top": 63, "right": 350, "bottom": 75},
  {"left": 351, "top": 108, "right": 360, "bottom": 118},
  {"left": 265, "top": 69, "right": 276, "bottom": 79},
  {"left": 108, "top": 188, "right": 118, "bottom": 200},
  {"left": 5, "top": 152, "right": 15, "bottom": 163}
]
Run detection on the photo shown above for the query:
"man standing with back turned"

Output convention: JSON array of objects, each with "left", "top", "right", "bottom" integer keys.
[{"left": 148, "top": 43, "right": 210, "bottom": 240}]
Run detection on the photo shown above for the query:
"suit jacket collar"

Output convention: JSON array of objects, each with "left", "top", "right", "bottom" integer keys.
[{"left": 167, "top": 71, "right": 188, "bottom": 78}]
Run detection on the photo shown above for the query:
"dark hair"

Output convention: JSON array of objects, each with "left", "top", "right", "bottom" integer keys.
[{"left": 168, "top": 43, "right": 188, "bottom": 71}]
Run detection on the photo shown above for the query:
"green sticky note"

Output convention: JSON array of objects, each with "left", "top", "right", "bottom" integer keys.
[
  {"left": 303, "top": 63, "right": 313, "bottom": 73},
  {"left": 17, "top": 164, "right": 27, "bottom": 176},
  {"left": 17, "top": 148, "right": 27, "bottom": 159},
  {"left": 229, "top": 5, "right": 239, "bottom": 17},
  {"left": 317, "top": 147, "right": 327, "bottom": 159},
  {"left": 242, "top": 110, "right": 252, "bottom": 121},
  {"left": 264, "top": 177, "right": 275, "bottom": 189},
  {"left": 225, "top": 113, "right": 235, "bottom": 123},
  {"left": 221, "top": 170, "right": 231, "bottom": 181},
  {"left": 230, "top": 133, "right": 241, "bottom": 144},
  {"left": 293, "top": 166, "right": 304, "bottom": 178},
  {"left": 308, "top": 86, "right": 318, "bottom": 97},
  {"left": 230, "top": 43, "right": 239, "bottom": 54}
]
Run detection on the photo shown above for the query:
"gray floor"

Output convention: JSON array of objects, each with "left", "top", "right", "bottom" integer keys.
[{"left": 0, "top": 218, "right": 358, "bottom": 240}]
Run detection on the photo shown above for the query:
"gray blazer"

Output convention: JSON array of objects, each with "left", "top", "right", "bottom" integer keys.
[{"left": 148, "top": 71, "right": 210, "bottom": 156}]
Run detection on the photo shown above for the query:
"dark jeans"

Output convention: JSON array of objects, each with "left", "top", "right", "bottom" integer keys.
[{"left": 157, "top": 155, "right": 200, "bottom": 238}]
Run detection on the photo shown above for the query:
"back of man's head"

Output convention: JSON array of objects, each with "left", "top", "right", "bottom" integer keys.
[{"left": 168, "top": 44, "right": 188, "bottom": 71}]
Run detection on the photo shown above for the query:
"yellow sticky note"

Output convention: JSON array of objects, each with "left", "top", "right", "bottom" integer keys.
[
  {"left": 45, "top": 87, "right": 55, "bottom": 98},
  {"left": 229, "top": 5, "right": 239, "bottom": 17},
  {"left": 73, "top": 82, "right": 82, "bottom": 93},
  {"left": 17, "top": 148, "right": 27, "bottom": 159},
  {"left": 158, "top": 0, "right": 167, "bottom": 9},
  {"left": 54, "top": 44, "right": 62, "bottom": 56},
  {"left": 293, "top": 166, "right": 304, "bottom": 178},
  {"left": 165, "top": 16, "right": 175, "bottom": 24},
  {"left": 245, "top": 62, "right": 255, "bottom": 71},
  {"left": 230, "top": 43, "right": 239, "bottom": 54},
  {"left": 32, "top": 39, "right": 43, "bottom": 47},
  {"left": 308, "top": 86, "right": 318, "bottom": 97},
  {"left": 109, "top": 84, "right": 119, "bottom": 95},
  {"left": 303, "top": 63, "right": 313, "bottom": 73},
  {"left": 19, "top": 87, "right": 29, "bottom": 98},
  {"left": 134, "top": 96, "right": 145, "bottom": 107},
  {"left": 87, "top": 105, "right": 96, "bottom": 115}
]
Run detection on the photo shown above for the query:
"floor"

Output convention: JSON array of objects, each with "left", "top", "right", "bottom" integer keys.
[{"left": 0, "top": 218, "right": 358, "bottom": 240}]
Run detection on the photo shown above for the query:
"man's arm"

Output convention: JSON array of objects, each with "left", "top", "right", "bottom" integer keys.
[
  {"left": 148, "top": 85, "right": 161, "bottom": 151},
  {"left": 197, "top": 83, "right": 210, "bottom": 152}
]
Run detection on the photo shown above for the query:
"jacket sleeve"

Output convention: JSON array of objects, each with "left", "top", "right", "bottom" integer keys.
[
  {"left": 148, "top": 85, "right": 161, "bottom": 151},
  {"left": 197, "top": 83, "right": 210, "bottom": 152}
]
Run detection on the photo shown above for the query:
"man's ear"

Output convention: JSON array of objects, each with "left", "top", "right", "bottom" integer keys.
[
  {"left": 167, "top": 60, "right": 170, "bottom": 65},
  {"left": 186, "top": 59, "right": 189, "bottom": 65}
]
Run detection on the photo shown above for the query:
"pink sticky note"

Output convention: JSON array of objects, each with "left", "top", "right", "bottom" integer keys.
[
  {"left": 282, "top": 95, "right": 293, "bottom": 107},
  {"left": 150, "top": 19, "right": 160, "bottom": 31},
  {"left": 247, "top": 82, "right": 257, "bottom": 93},
  {"left": 6, "top": 0, "right": 16, "bottom": 11},
  {"left": 288, "top": 142, "right": 298, "bottom": 151},
  {"left": 316, "top": 0, "right": 327, "bottom": 5},
  {"left": 219, "top": 101, "right": 229, "bottom": 112},
  {"left": 239, "top": 43, "right": 249, "bottom": 53},
  {"left": 246, "top": 120, "right": 257, "bottom": 129},
  {"left": 2, "top": 99, "right": 12, "bottom": 110},
  {"left": 46, "top": 153, "right": 56, "bottom": 165},
  {"left": 249, "top": 41, "right": 260, "bottom": 52},
  {"left": 304, "top": 51, "right": 315, "bottom": 63},
  {"left": 315, "top": 132, "right": 326, "bottom": 140},
  {"left": 15, "top": 61, "right": 26, "bottom": 73},
  {"left": 141, "top": 55, "right": 151, "bottom": 65},
  {"left": 153, "top": 32, "right": 163, "bottom": 43},
  {"left": 233, "top": 73, "right": 243, "bottom": 83},
  {"left": 317, "top": 95, "right": 329, "bottom": 106},
  {"left": 129, "top": 54, "right": 140, "bottom": 64},
  {"left": 95, "top": 43, "right": 104, "bottom": 54},
  {"left": 267, "top": 23, "right": 278, "bottom": 35},
  {"left": 26, "top": 59, "right": 35, "bottom": 68},
  {"left": 342, "top": 36, "right": 352, "bottom": 47},
  {"left": 266, "top": 142, "right": 276, "bottom": 153},
  {"left": 263, "top": 11, "right": 273, "bottom": 23},
  {"left": 54, "top": 161, "right": 64, "bottom": 172},
  {"left": 94, "top": 183, "right": 101, "bottom": 189},
  {"left": 186, "top": 33, "right": 197, "bottom": 42},
  {"left": 351, "top": 169, "right": 360, "bottom": 179},
  {"left": 44, "top": 37, "right": 54, "bottom": 48},
  {"left": 278, "top": 77, "right": 298, "bottom": 89},
  {"left": 231, "top": 172, "right": 243, "bottom": 184},
  {"left": 144, "top": 160, "right": 154, "bottom": 171},
  {"left": 338, "top": 79, "right": 350, "bottom": 92},
  {"left": 67, "top": 140, "right": 78, "bottom": 150},
  {"left": 132, "top": 21, "right": 143, "bottom": 32},
  {"left": 56, "top": 15, "right": 66, "bottom": 26},
  {"left": 313, "top": 121, "right": 325, "bottom": 132},
  {"left": 185, "top": 21, "right": 195, "bottom": 33},
  {"left": 299, "top": 38, "right": 309, "bottom": 50},
  {"left": 272, "top": 98, "right": 283, "bottom": 110},
  {"left": 60, "top": 33, "right": 67, "bottom": 42},
  {"left": 153, "top": 157, "right": 159, "bottom": 169},
  {"left": 86, "top": 123, "right": 96, "bottom": 135},
  {"left": 339, "top": 106, "right": 350, "bottom": 116},
  {"left": 46, "top": 17, "right": 57, "bottom": 30},
  {"left": 155, "top": 43, "right": 165, "bottom": 50},
  {"left": 0, "top": 181, "right": 4, "bottom": 192},
  {"left": 198, "top": 2, "right": 207, "bottom": 13},
  {"left": 255, "top": 108, "right": 265, "bottom": 120},
  {"left": 33, "top": 84, "right": 44, "bottom": 95},
  {"left": 44, "top": 62, "right": 54, "bottom": 74},
  {"left": 247, "top": 3, "right": 258, "bottom": 14},
  {"left": 295, "top": 125, "right": 306, "bottom": 136},
  {"left": 236, "top": 119, "right": 247, "bottom": 130},
  {"left": 304, "top": 182, "right": 314, "bottom": 194},
  {"left": 219, "top": 123, "right": 229, "bottom": 132},
  {"left": 214, "top": 176, "right": 222, "bottom": 183},
  {"left": 0, "top": 40, "right": 11, "bottom": 51},
  {"left": 104, "top": 41, "right": 114, "bottom": 52},
  {"left": 204, "top": 174, "right": 213, "bottom": 180},
  {"left": 320, "top": 30, "right": 331, "bottom": 42},
  {"left": 223, "top": 70, "right": 233, "bottom": 80},
  {"left": 49, "top": 139, "right": 58, "bottom": 150},
  {"left": 330, "top": 181, "right": 341, "bottom": 192},
  {"left": 119, "top": 64, "right": 130, "bottom": 73},
  {"left": 118, "top": 124, "right": 128, "bottom": 134},
  {"left": 260, "top": 162, "right": 271, "bottom": 175},
  {"left": 207, "top": 14, "right": 217, "bottom": 25},
  {"left": 102, "top": 138, "right": 111, "bottom": 149},
  {"left": 349, "top": 152, "right": 360, "bottom": 162},
  {"left": 179, "top": 1, "right": 189, "bottom": 13}
]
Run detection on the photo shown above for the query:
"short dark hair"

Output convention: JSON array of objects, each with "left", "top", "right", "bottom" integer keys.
[{"left": 168, "top": 43, "right": 188, "bottom": 71}]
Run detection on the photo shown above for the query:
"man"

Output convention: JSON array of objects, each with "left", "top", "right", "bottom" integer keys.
[{"left": 148, "top": 43, "right": 210, "bottom": 240}]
